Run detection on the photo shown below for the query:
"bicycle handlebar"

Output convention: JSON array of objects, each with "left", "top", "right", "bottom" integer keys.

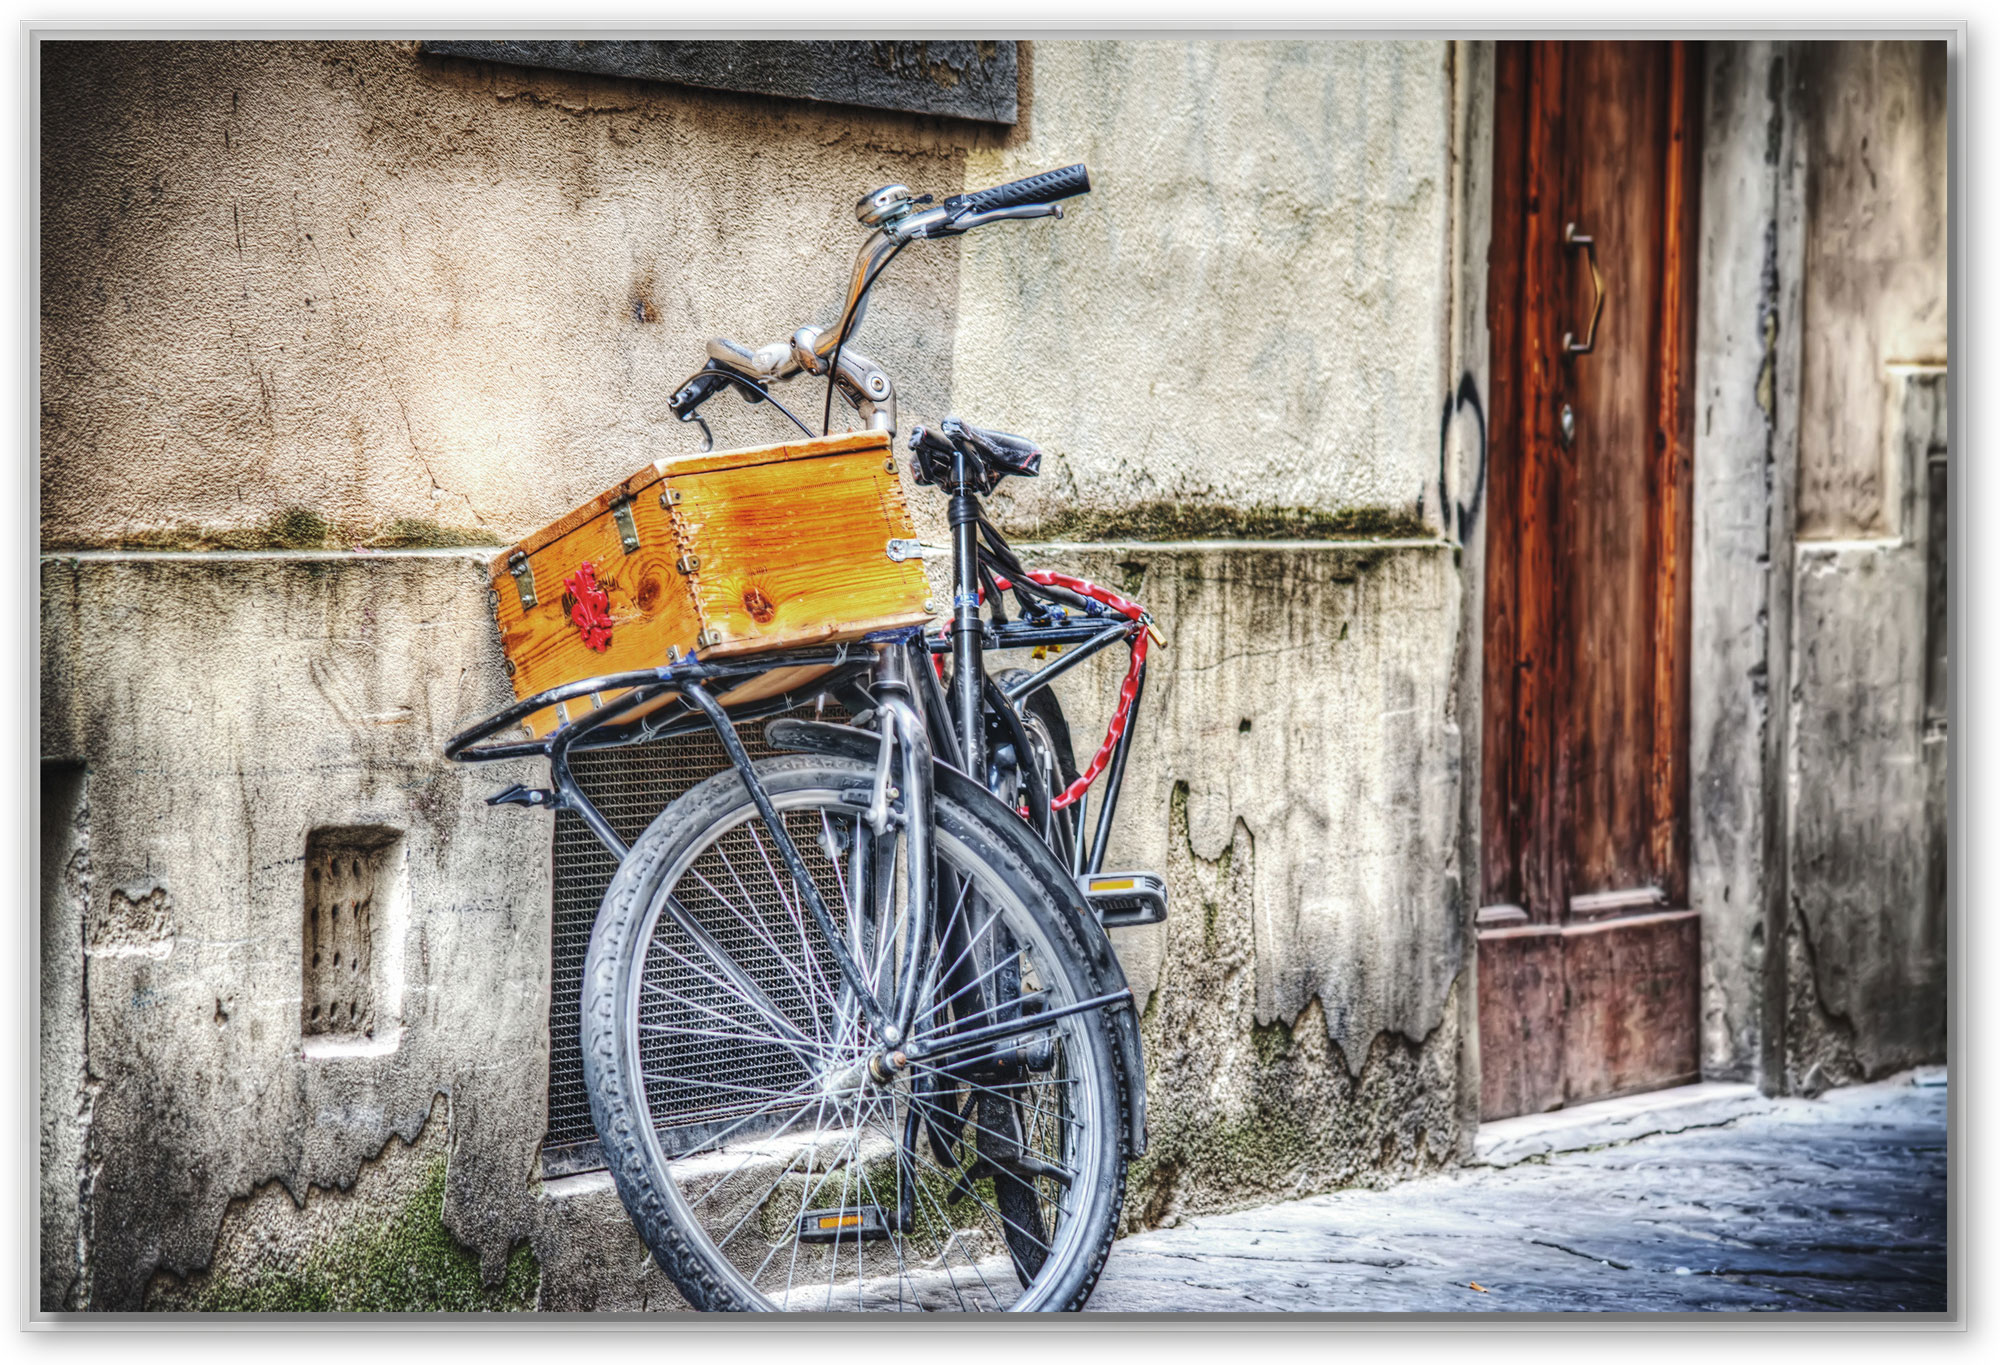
[
  {"left": 682, "top": 165, "right": 1091, "bottom": 433},
  {"left": 948, "top": 163, "right": 1091, "bottom": 215}
]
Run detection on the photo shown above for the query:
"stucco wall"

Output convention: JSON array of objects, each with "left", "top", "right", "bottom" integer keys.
[
  {"left": 40, "top": 553, "right": 555, "bottom": 1309},
  {"left": 1784, "top": 41, "right": 1948, "bottom": 1090},
  {"left": 1784, "top": 368, "right": 1948, "bottom": 1091},
  {"left": 39, "top": 40, "right": 973, "bottom": 551},
  {"left": 1687, "top": 39, "right": 1949, "bottom": 1096},
  {"left": 38, "top": 37, "right": 1480, "bottom": 1310},
  {"left": 1688, "top": 39, "right": 1807, "bottom": 1086},
  {"left": 1024, "top": 542, "right": 1467, "bottom": 1221},
  {"left": 951, "top": 40, "right": 1454, "bottom": 537},
  {"left": 1794, "top": 41, "right": 1948, "bottom": 540}
]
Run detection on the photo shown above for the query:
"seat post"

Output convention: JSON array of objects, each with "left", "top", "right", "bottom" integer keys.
[{"left": 947, "top": 449, "right": 986, "bottom": 780}]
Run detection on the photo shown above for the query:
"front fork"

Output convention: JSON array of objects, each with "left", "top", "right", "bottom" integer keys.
[{"left": 866, "top": 640, "right": 937, "bottom": 1045}]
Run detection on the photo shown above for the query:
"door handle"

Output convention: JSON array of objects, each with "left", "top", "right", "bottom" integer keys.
[{"left": 1563, "top": 222, "right": 1605, "bottom": 356}]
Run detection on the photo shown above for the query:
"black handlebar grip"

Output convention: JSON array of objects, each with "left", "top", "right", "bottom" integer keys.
[{"left": 958, "top": 163, "right": 1091, "bottom": 213}]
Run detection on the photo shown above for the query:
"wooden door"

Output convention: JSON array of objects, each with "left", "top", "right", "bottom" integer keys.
[{"left": 1479, "top": 41, "right": 1703, "bottom": 1120}]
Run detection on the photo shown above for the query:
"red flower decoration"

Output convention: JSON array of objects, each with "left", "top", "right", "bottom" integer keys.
[{"left": 563, "top": 562, "right": 614, "bottom": 652}]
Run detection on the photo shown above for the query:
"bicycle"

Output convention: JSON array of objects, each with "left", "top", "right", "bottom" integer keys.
[{"left": 447, "top": 163, "right": 1166, "bottom": 1311}]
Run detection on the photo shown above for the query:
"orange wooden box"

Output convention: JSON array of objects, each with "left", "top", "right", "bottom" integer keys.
[{"left": 489, "top": 429, "right": 932, "bottom": 738}]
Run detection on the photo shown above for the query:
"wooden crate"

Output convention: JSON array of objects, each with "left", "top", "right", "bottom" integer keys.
[{"left": 489, "top": 429, "right": 931, "bottom": 738}]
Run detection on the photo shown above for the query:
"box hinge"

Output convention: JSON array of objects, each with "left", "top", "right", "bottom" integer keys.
[
  {"left": 506, "top": 549, "right": 538, "bottom": 609},
  {"left": 612, "top": 497, "right": 641, "bottom": 554},
  {"left": 676, "top": 553, "right": 701, "bottom": 575}
]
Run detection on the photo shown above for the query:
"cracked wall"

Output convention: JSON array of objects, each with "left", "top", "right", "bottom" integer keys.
[
  {"left": 1688, "top": 41, "right": 1947, "bottom": 1095},
  {"left": 1024, "top": 543, "right": 1466, "bottom": 1220},
  {"left": 38, "top": 37, "right": 1480, "bottom": 1308}
]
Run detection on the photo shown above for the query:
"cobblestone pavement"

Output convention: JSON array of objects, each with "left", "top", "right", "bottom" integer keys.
[{"left": 1085, "top": 1073, "right": 1948, "bottom": 1313}]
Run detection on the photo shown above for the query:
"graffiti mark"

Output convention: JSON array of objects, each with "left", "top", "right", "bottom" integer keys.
[{"left": 1437, "top": 372, "right": 1489, "bottom": 541}]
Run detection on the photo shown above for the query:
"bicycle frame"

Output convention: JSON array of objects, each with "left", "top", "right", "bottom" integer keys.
[{"left": 446, "top": 596, "right": 1143, "bottom": 1045}]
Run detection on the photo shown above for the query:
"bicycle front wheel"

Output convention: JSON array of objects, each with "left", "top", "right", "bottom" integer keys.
[{"left": 581, "top": 753, "right": 1127, "bottom": 1311}]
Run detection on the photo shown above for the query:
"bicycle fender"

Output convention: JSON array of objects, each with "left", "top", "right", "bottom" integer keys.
[{"left": 765, "top": 717, "right": 1148, "bottom": 1157}]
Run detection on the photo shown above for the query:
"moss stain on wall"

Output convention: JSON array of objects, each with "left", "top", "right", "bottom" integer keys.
[
  {"left": 1121, "top": 782, "right": 1461, "bottom": 1234},
  {"left": 41, "top": 510, "right": 505, "bottom": 554},
  {"left": 153, "top": 1159, "right": 538, "bottom": 1312},
  {"left": 1010, "top": 500, "right": 1434, "bottom": 544},
  {"left": 145, "top": 1099, "right": 539, "bottom": 1313}
]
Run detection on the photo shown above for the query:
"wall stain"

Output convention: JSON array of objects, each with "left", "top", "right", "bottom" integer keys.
[
  {"left": 1782, "top": 905, "right": 1865, "bottom": 1096},
  {"left": 1435, "top": 370, "right": 1487, "bottom": 540},
  {"left": 1019, "top": 501, "right": 1432, "bottom": 544},
  {"left": 145, "top": 1096, "right": 539, "bottom": 1312},
  {"left": 1122, "top": 782, "right": 1461, "bottom": 1233},
  {"left": 42, "top": 513, "right": 502, "bottom": 553}
]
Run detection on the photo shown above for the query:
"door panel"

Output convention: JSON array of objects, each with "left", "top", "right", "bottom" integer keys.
[{"left": 1479, "top": 41, "right": 1702, "bottom": 1120}]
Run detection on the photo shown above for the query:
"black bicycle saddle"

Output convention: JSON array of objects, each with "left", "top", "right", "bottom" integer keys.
[{"left": 908, "top": 417, "right": 1042, "bottom": 489}]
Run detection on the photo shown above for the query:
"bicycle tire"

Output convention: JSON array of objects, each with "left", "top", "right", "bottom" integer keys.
[
  {"left": 997, "top": 668, "right": 1082, "bottom": 867},
  {"left": 581, "top": 752, "right": 1126, "bottom": 1311}
]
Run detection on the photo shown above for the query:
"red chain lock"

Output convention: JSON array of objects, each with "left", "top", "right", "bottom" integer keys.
[{"left": 986, "top": 571, "right": 1152, "bottom": 811}]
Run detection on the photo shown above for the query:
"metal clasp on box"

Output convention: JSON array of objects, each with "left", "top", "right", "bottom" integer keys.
[
  {"left": 506, "top": 550, "right": 538, "bottom": 609},
  {"left": 886, "top": 538, "right": 945, "bottom": 563}
]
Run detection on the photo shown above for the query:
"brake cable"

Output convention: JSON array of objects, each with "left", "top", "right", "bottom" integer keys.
[{"left": 822, "top": 237, "right": 911, "bottom": 434}]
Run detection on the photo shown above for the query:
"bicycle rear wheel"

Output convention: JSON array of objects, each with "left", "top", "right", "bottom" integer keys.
[{"left": 581, "top": 753, "right": 1126, "bottom": 1311}]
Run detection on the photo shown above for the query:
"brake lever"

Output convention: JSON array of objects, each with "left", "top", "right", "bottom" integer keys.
[
  {"left": 668, "top": 367, "right": 727, "bottom": 452},
  {"left": 907, "top": 202, "right": 1063, "bottom": 240}
]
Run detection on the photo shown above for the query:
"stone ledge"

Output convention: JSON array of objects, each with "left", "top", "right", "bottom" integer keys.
[
  {"left": 1017, "top": 537, "right": 1451, "bottom": 554},
  {"left": 1470, "top": 1081, "right": 1772, "bottom": 1167},
  {"left": 40, "top": 547, "right": 495, "bottom": 562}
]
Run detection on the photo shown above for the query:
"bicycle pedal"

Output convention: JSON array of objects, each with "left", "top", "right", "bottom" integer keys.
[
  {"left": 1082, "top": 871, "right": 1169, "bottom": 928},
  {"left": 797, "top": 1204, "right": 892, "bottom": 1243}
]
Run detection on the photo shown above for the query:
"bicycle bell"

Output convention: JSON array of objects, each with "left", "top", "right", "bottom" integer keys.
[{"left": 855, "top": 183, "right": 929, "bottom": 228}]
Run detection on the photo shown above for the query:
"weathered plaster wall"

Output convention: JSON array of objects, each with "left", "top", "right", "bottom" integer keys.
[
  {"left": 1020, "top": 543, "right": 1467, "bottom": 1219},
  {"left": 945, "top": 37, "right": 1481, "bottom": 1208},
  {"left": 1443, "top": 40, "right": 1494, "bottom": 1150},
  {"left": 40, "top": 538, "right": 1468, "bottom": 1307},
  {"left": 1783, "top": 40, "right": 1948, "bottom": 1091},
  {"left": 950, "top": 40, "right": 1454, "bottom": 537},
  {"left": 39, "top": 40, "right": 977, "bottom": 551},
  {"left": 1794, "top": 41, "right": 1948, "bottom": 540},
  {"left": 40, "top": 552, "right": 554, "bottom": 1309},
  {"left": 1784, "top": 369, "right": 1948, "bottom": 1092},
  {"left": 1688, "top": 40, "right": 1948, "bottom": 1095},
  {"left": 40, "top": 37, "right": 1481, "bottom": 1309},
  {"left": 1688, "top": 40, "right": 1807, "bottom": 1086},
  {"left": 145, "top": 1096, "right": 540, "bottom": 1311},
  {"left": 39, "top": 763, "right": 90, "bottom": 1310}
]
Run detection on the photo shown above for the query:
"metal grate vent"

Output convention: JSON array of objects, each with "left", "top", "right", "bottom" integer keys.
[{"left": 543, "top": 706, "right": 841, "bottom": 1177}]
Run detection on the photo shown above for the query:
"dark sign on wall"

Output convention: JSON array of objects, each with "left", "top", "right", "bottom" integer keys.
[{"left": 422, "top": 39, "right": 1019, "bottom": 125}]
